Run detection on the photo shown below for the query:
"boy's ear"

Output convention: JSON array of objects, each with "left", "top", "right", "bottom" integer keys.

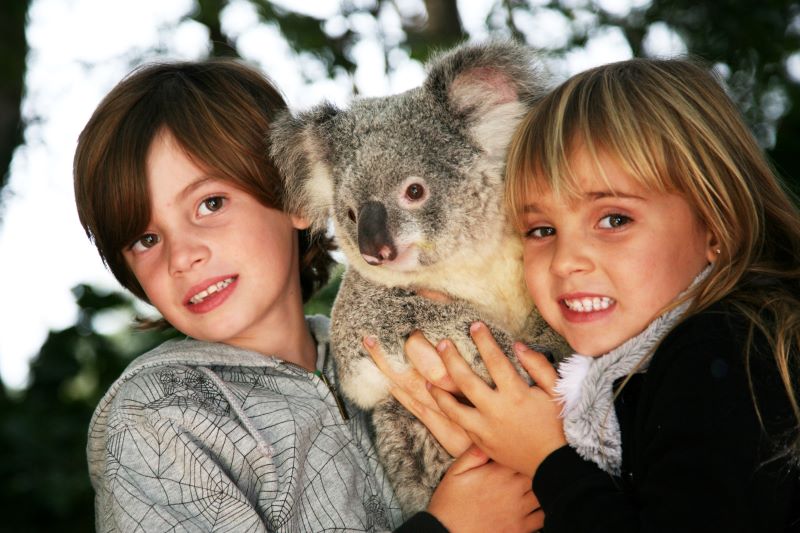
[
  {"left": 270, "top": 104, "right": 339, "bottom": 234},
  {"left": 290, "top": 214, "right": 311, "bottom": 230},
  {"left": 424, "top": 40, "right": 548, "bottom": 162}
]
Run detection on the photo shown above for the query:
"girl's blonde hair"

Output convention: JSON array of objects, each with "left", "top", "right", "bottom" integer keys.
[{"left": 507, "top": 57, "right": 800, "bottom": 455}]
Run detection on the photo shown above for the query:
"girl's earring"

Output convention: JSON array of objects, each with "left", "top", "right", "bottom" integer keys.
[{"left": 714, "top": 248, "right": 721, "bottom": 255}]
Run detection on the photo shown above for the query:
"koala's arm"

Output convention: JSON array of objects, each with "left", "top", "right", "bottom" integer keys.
[{"left": 330, "top": 270, "right": 424, "bottom": 409}]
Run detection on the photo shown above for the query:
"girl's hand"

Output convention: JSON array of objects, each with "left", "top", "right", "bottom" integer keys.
[
  {"left": 430, "top": 322, "right": 567, "bottom": 478},
  {"left": 363, "top": 335, "right": 471, "bottom": 457},
  {"left": 404, "top": 331, "right": 459, "bottom": 393},
  {"left": 427, "top": 445, "right": 544, "bottom": 533}
]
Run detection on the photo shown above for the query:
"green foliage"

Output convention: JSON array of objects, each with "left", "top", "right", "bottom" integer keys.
[
  {"left": 0, "top": 0, "right": 30, "bottom": 201},
  {"left": 505, "top": 0, "right": 800, "bottom": 190},
  {"left": 304, "top": 263, "right": 344, "bottom": 316}
]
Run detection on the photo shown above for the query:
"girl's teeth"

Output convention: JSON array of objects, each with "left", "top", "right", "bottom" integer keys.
[
  {"left": 564, "top": 296, "right": 614, "bottom": 312},
  {"left": 189, "top": 277, "right": 235, "bottom": 304}
]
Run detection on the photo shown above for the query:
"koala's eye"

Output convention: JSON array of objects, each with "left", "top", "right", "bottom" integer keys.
[
  {"left": 347, "top": 209, "right": 356, "bottom": 223},
  {"left": 405, "top": 183, "right": 425, "bottom": 201}
]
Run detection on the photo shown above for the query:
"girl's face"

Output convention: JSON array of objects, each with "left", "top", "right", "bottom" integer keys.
[
  {"left": 520, "top": 146, "right": 716, "bottom": 356},
  {"left": 123, "top": 130, "right": 308, "bottom": 352}
]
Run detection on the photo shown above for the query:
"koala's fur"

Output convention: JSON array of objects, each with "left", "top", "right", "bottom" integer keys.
[{"left": 271, "top": 41, "right": 569, "bottom": 514}]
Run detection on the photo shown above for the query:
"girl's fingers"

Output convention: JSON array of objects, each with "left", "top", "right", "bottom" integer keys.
[
  {"left": 365, "top": 336, "right": 474, "bottom": 457},
  {"left": 363, "top": 335, "right": 398, "bottom": 380},
  {"left": 429, "top": 384, "right": 484, "bottom": 434},
  {"left": 469, "top": 322, "right": 527, "bottom": 391},
  {"left": 390, "top": 385, "right": 472, "bottom": 457},
  {"left": 513, "top": 342, "right": 559, "bottom": 396},
  {"left": 405, "top": 331, "right": 459, "bottom": 393},
  {"left": 436, "top": 338, "right": 495, "bottom": 409},
  {"left": 364, "top": 335, "right": 438, "bottom": 410},
  {"left": 447, "top": 444, "right": 489, "bottom": 475}
]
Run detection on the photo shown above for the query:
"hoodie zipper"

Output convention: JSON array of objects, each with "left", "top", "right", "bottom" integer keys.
[
  {"left": 315, "top": 369, "right": 350, "bottom": 421},
  {"left": 282, "top": 359, "right": 349, "bottom": 421}
]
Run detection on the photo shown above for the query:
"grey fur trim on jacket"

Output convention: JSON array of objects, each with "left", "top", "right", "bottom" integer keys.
[{"left": 554, "top": 270, "right": 708, "bottom": 475}]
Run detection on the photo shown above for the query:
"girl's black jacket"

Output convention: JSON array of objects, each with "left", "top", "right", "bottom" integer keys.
[{"left": 534, "top": 297, "right": 800, "bottom": 532}]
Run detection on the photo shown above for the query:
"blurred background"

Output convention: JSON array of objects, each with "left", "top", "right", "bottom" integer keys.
[{"left": 0, "top": 0, "right": 798, "bottom": 529}]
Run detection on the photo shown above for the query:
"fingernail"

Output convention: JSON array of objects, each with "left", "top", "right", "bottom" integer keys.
[
  {"left": 436, "top": 340, "right": 448, "bottom": 353},
  {"left": 470, "top": 446, "right": 487, "bottom": 458},
  {"left": 364, "top": 335, "right": 377, "bottom": 348},
  {"left": 425, "top": 381, "right": 432, "bottom": 391},
  {"left": 513, "top": 341, "right": 529, "bottom": 355},
  {"left": 469, "top": 321, "right": 484, "bottom": 333}
]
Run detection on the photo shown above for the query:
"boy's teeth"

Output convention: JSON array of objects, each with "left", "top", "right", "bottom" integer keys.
[
  {"left": 564, "top": 296, "right": 614, "bottom": 312},
  {"left": 189, "top": 277, "right": 235, "bottom": 304}
]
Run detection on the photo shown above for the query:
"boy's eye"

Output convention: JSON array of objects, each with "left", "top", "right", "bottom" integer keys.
[
  {"left": 525, "top": 226, "right": 556, "bottom": 239},
  {"left": 198, "top": 196, "right": 225, "bottom": 216},
  {"left": 598, "top": 214, "right": 631, "bottom": 229},
  {"left": 131, "top": 233, "right": 160, "bottom": 252}
]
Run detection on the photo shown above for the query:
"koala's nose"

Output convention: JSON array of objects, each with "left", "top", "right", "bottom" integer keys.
[{"left": 357, "top": 201, "right": 397, "bottom": 265}]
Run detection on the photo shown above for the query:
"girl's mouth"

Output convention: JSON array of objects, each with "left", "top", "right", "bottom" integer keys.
[
  {"left": 559, "top": 294, "right": 617, "bottom": 324},
  {"left": 562, "top": 296, "right": 615, "bottom": 313}
]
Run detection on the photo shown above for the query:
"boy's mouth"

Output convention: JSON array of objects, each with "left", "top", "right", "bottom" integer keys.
[
  {"left": 562, "top": 296, "right": 615, "bottom": 313},
  {"left": 187, "top": 276, "right": 238, "bottom": 305}
]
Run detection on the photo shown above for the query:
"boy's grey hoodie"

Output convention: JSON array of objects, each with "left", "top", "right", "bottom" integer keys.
[{"left": 87, "top": 316, "right": 403, "bottom": 532}]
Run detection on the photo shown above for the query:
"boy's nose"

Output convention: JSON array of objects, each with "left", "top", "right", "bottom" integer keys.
[{"left": 167, "top": 237, "right": 209, "bottom": 276}]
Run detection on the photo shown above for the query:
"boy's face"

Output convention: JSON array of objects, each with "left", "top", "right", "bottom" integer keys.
[
  {"left": 519, "top": 146, "right": 716, "bottom": 356},
  {"left": 123, "top": 131, "right": 308, "bottom": 350}
]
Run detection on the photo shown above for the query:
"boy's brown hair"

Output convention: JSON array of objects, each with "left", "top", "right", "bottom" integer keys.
[{"left": 74, "top": 58, "right": 334, "bottom": 305}]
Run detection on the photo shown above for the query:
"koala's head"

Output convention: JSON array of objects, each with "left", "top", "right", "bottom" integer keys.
[{"left": 271, "top": 41, "right": 548, "bottom": 282}]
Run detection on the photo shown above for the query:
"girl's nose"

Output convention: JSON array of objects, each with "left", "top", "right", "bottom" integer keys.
[{"left": 549, "top": 236, "right": 593, "bottom": 277}]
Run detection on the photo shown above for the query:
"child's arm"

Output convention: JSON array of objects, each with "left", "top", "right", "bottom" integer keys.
[{"left": 95, "top": 410, "right": 270, "bottom": 531}]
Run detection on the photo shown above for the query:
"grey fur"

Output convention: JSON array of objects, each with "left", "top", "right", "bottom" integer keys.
[{"left": 271, "top": 41, "right": 569, "bottom": 514}]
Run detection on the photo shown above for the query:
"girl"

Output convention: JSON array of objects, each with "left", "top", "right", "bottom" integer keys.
[
  {"left": 74, "top": 58, "right": 539, "bottom": 532},
  {"left": 369, "top": 57, "right": 800, "bottom": 531}
]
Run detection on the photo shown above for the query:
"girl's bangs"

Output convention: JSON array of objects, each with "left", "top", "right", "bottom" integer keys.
[
  {"left": 507, "top": 60, "right": 707, "bottom": 230},
  {"left": 507, "top": 108, "right": 673, "bottom": 230}
]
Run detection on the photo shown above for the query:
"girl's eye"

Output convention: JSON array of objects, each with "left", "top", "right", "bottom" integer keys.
[
  {"left": 198, "top": 196, "right": 225, "bottom": 216},
  {"left": 598, "top": 213, "right": 632, "bottom": 229},
  {"left": 525, "top": 226, "right": 556, "bottom": 239},
  {"left": 130, "top": 233, "right": 160, "bottom": 252}
]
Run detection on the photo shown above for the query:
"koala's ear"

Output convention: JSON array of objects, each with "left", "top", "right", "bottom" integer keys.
[
  {"left": 270, "top": 103, "right": 339, "bottom": 234},
  {"left": 424, "top": 40, "right": 548, "bottom": 159}
]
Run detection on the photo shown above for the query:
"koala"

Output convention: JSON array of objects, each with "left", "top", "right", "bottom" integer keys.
[{"left": 271, "top": 41, "right": 569, "bottom": 515}]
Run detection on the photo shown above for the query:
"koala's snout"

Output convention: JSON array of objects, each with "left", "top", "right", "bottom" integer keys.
[{"left": 357, "top": 201, "right": 397, "bottom": 265}]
